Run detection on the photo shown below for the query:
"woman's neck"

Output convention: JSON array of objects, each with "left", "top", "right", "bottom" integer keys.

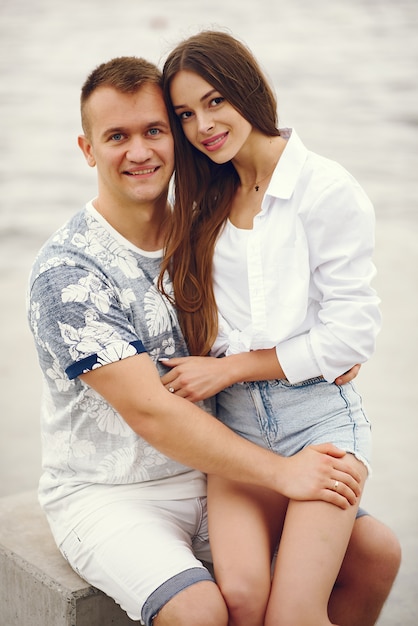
[
  {"left": 232, "top": 134, "right": 287, "bottom": 193},
  {"left": 226, "top": 134, "right": 287, "bottom": 230}
]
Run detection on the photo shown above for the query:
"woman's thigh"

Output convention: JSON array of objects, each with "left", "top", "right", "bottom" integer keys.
[
  {"left": 267, "top": 455, "right": 368, "bottom": 624},
  {"left": 207, "top": 474, "right": 287, "bottom": 584}
]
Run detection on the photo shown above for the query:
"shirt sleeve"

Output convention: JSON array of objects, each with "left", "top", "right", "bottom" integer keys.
[
  {"left": 29, "top": 263, "right": 147, "bottom": 380},
  {"left": 277, "top": 175, "right": 382, "bottom": 383}
]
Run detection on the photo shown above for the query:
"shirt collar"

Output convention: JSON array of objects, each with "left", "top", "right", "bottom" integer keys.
[{"left": 265, "top": 128, "right": 308, "bottom": 200}]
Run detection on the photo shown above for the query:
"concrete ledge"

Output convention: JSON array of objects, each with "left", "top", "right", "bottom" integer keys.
[{"left": 0, "top": 491, "right": 135, "bottom": 625}]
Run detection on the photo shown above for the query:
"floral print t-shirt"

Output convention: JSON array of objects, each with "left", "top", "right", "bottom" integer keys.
[{"left": 28, "top": 202, "right": 206, "bottom": 543}]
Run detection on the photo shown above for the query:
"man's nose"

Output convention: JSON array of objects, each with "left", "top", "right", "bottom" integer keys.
[{"left": 126, "top": 136, "right": 153, "bottom": 161}]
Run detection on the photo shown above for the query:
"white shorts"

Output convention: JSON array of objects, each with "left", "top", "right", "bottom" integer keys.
[{"left": 59, "top": 496, "right": 213, "bottom": 624}]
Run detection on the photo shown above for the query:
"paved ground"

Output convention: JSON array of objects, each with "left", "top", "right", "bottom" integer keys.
[{"left": 0, "top": 0, "right": 417, "bottom": 623}]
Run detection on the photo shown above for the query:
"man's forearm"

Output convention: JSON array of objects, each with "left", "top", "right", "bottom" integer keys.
[{"left": 81, "top": 352, "right": 361, "bottom": 508}]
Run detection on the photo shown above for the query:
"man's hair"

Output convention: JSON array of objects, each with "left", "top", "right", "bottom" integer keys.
[{"left": 80, "top": 56, "right": 162, "bottom": 136}]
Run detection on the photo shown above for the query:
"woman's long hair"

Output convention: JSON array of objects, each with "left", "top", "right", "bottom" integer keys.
[{"left": 159, "top": 30, "right": 280, "bottom": 355}]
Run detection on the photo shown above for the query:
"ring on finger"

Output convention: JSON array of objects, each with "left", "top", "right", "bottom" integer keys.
[
  {"left": 168, "top": 387, "right": 175, "bottom": 393},
  {"left": 332, "top": 480, "right": 339, "bottom": 491}
]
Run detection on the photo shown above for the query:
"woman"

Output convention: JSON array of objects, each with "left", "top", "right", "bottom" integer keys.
[{"left": 159, "top": 30, "right": 380, "bottom": 626}]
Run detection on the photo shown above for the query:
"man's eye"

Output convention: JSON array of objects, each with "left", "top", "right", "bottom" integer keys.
[
  {"left": 149, "top": 128, "right": 160, "bottom": 136},
  {"left": 111, "top": 133, "right": 124, "bottom": 141}
]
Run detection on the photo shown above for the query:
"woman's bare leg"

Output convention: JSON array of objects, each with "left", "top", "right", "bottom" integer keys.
[
  {"left": 208, "top": 474, "right": 287, "bottom": 626},
  {"left": 266, "top": 455, "right": 368, "bottom": 626}
]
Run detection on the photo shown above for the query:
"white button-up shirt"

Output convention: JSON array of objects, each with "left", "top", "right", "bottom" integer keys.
[{"left": 212, "top": 129, "right": 381, "bottom": 383}]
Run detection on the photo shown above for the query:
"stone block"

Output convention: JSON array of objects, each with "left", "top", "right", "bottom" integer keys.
[{"left": 0, "top": 491, "right": 135, "bottom": 625}]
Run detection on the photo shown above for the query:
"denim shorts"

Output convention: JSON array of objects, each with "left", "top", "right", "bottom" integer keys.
[
  {"left": 216, "top": 378, "right": 372, "bottom": 472},
  {"left": 59, "top": 496, "right": 213, "bottom": 625}
]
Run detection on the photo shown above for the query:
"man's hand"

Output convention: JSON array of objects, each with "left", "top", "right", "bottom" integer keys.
[{"left": 334, "top": 364, "right": 361, "bottom": 386}]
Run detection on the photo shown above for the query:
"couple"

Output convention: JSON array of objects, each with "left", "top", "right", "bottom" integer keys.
[{"left": 28, "top": 30, "right": 400, "bottom": 626}]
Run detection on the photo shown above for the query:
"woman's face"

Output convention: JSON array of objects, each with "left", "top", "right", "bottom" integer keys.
[{"left": 169, "top": 70, "right": 252, "bottom": 164}]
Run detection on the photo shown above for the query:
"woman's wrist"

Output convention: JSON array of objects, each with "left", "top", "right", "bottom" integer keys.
[{"left": 223, "top": 348, "right": 284, "bottom": 384}]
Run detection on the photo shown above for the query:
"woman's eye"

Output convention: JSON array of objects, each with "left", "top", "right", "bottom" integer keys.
[
  {"left": 211, "top": 96, "right": 224, "bottom": 107},
  {"left": 179, "top": 111, "right": 192, "bottom": 121}
]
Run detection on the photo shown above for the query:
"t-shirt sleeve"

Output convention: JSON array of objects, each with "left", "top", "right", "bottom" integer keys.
[{"left": 29, "top": 263, "right": 147, "bottom": 380}]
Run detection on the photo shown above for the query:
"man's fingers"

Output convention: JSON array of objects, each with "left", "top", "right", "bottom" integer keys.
[{"left": 335, "top": 364, "right": 361, "bottom": 385}]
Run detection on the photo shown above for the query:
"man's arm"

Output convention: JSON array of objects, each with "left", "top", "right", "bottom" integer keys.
[{"left": 81, "top": 352, "right": 361, "bottom": 509}]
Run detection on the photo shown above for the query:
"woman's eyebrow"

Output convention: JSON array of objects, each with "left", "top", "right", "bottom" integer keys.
[{"left": 172, "top": 88, "right": 218, "bottom": 110}]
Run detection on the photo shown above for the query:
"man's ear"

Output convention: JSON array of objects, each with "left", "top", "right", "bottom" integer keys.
[{"left": 78, "top": 134, "right": 96, "bottom": 167}]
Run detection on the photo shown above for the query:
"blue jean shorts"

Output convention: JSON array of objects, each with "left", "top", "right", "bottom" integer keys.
[{"left": 216, "top": 378, "right": 372, "bottom": 472}]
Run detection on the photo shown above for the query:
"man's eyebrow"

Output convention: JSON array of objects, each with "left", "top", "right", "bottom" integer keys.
[
  {"left": 102, "top": 126, "right": 126, "bottom": 137},
  {"left": 101, "top": 120, "right": 170, "bottom": 138},
  {"left": 145, "top": 120, "right": 171, "bottom": 129},
  {"left": 172, "top": 88, "right": 218, "bottom": 110}
]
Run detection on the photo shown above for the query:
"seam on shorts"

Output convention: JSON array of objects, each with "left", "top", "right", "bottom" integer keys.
[{"left": 192, "top": 496, "right": 205, "bottom": 543}]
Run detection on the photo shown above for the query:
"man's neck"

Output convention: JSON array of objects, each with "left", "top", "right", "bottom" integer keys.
[{"left": 92, "top": 196, "right": 171, "bottom": 251}]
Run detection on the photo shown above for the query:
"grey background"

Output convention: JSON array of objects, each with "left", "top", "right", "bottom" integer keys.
[{"left": 0, "top": 0, "right": 417, "bottom": 623}]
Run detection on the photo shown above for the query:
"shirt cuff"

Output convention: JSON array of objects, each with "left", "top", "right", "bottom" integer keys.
[{"left": 276, "top": 333, "right": 322, "bottom": 384}]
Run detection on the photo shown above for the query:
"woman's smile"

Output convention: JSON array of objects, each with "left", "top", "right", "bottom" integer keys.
[
  {"left": 201, "top": 132, "right": 229, "bottom": 152},
  {"left": 170, "top": 70, "right": 252, "bottom": 163}
]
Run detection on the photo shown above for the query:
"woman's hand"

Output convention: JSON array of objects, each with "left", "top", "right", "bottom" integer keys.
[
  {"left": 161, "top": 348, "right": 284, "bottom": 401},
  {"left": 160, "top": 356, "right": 230, "bottom": 402},
  {"left": 281, "top": 443, "right": 363, "bottom": 507}
]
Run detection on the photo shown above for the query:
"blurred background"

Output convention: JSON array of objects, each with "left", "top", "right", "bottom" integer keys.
[{"left": 0, "top": 1, "right": 417, "bottom": 623}]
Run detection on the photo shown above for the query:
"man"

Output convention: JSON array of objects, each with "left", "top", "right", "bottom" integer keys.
[{"left": 28, "top": 57, "right": 400, "bottom": 626}]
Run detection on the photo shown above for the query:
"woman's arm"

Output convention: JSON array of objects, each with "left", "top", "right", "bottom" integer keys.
[
  {"left": 279, "top": 178, "right": 381, "bottom": 384},
  {"left": 160, "top": 351, "right": 360, "bottom": 402}
]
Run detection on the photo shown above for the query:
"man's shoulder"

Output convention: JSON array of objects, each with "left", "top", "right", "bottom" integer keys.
[
  {"left": 29, "top": 208, "right": 89, "bottom": 279},
  {"left": 36, "top": 207, "right": 87, "bottom": 254}
]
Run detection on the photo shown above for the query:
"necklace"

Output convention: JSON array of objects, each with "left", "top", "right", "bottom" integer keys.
[{"left": 245, "top": 163, "right": 277, "bottom": 192}]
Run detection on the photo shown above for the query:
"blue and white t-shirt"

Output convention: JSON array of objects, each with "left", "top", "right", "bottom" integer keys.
[{"left": 28, "top": 202, "right": 206, "bottom": 543}]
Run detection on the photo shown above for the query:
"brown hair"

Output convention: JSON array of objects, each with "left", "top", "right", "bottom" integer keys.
[
  {"left": 159, "top": 30, "right": 280, "bottom": 355},
  {"left": 80, "top": 56, "right": 162, "bottom": 137}
]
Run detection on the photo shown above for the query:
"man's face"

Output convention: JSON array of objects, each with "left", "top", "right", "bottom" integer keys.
[{"left": 79, "top": 84, "right": 174, "bottom": 208}]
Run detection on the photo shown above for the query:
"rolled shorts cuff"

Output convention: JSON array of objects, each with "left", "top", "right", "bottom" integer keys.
[
  {"left": 142, "top": 566, "right": 214, "bottom": 626},
  {"left": 356, "top": 506, "right": 368, "bottom": 518},
  {"left": 349, "top": 451, "right": 372, "bottom": 476}
]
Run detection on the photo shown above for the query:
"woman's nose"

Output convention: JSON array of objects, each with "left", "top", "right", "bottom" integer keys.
[{"left": 197, "top": 112, "right": 214, "bottom": 134}]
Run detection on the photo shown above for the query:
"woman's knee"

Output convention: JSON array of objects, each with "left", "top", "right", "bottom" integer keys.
[{"left": 219, "top": 573, "right": 270, "bottom": 624}]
